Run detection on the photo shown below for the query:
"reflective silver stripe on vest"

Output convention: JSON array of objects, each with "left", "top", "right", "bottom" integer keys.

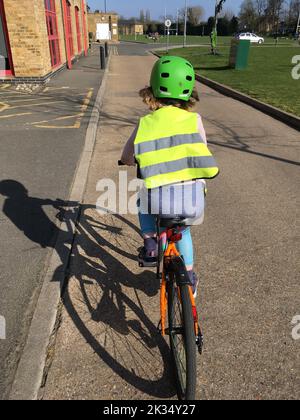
[
  {"left": 140, "top": 156, "right": 217, "bottom": 179},
  {"left": 135, "top": 133, "right": 204, "bottom": 155}
]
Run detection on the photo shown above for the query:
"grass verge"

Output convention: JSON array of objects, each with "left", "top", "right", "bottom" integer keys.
[{"left": 156, "top": 45, "right": 300, "bottom": 117}]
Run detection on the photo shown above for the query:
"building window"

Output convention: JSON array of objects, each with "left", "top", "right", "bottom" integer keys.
[
  {"left": 0, "top": 0, "right": 14, "bottom": 76},
  {"left": 75, "top": 6, "right": 82, "bottom": 52},
  {"left": 65, "top": 0, "right": 74, "bottom": 57},
  {"left": 44, "top": 0, "right": 61, "bottom": 68}
]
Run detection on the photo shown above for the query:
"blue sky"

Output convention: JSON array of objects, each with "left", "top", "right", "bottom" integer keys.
[{"left": 88, "top": 0, "right": 243, "bottom": 20}]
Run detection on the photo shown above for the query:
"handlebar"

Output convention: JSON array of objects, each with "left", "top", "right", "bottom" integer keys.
[{"left": 118, "top": 160, "right": 125, "bottom": 166}]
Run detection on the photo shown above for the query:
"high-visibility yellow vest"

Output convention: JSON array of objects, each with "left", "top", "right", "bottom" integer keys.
[{"left": 134, "top": 106, "right": 219, "bottom": 189}]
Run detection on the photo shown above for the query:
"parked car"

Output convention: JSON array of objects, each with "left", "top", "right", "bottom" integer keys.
[{"left": 238, "top": 33, "right": 265, "bottom": 44}]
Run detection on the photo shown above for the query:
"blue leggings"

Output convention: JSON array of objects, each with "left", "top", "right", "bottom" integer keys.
[{"left": 139, "top": 212, "right": 194, "bottom": 267}]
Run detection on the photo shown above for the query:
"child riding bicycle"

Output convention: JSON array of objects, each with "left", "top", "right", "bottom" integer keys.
[{"left": 120, "top": 56, "right": 219, "bottom": 297}]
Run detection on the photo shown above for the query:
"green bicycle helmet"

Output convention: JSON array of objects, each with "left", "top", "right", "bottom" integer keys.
[{"left": 150, "top": 56, "right": 196, "bottom": 102}]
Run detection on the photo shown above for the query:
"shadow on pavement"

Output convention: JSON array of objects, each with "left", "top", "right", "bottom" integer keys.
[
  {"left": 60, "top": 206, "right": 176, "bottom": 399},
  {"left": 0, "top": 180, "right": 176, "bottom": 399},
  {"left": 206, "top": 117, "right": 300, "bottom": 167}
]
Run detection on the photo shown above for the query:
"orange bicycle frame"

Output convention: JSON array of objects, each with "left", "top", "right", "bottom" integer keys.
[{"left": 159, "top": 231, "right": 198, "bottom": 337}]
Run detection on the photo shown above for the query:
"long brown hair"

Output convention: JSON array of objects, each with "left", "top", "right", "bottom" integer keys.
[{"left": 139, "top": 86, "right": 200, "bottom": 112}]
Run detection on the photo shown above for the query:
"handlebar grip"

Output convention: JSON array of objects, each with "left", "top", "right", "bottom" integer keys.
[{"left": 118, "top": 160, "right": 125, "bottom": 166}]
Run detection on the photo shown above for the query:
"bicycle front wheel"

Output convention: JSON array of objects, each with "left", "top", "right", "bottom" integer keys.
[{"left": 167, "top": 274, "right": 197, "bottom": 400}]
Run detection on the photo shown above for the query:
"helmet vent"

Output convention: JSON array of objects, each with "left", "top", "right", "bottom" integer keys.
[
  {"left": 160, "top": 86, "right": 168, "bottom": 92},
  {"left": 162, "top": 60, "right": 171, "bottom": 64},
  {"left": 161, "top": 73, "right": 170, "bottom": 78},
  {"left": 183, "top": 89, "right": 190, "bottom": 95},
  {"left": 186, "top": 76, "right": 193, "bottom": 81},
  {"left": 186, "top": 63, "right": 192, "bottom": 68}
]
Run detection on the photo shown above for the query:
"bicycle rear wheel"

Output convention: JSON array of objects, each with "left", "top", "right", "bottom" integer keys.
[{"left": 167, "top": 272, "right": 197, "bottom": 400}]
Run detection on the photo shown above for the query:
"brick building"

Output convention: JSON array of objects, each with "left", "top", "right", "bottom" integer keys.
[
  {"left": 119, "top": 21, "right": 144, "bottom": 36},
  {"left": 88, "top": 12, "right": 118, "bottom": 42},
  {"left": 0, "top": 0, "right": 89, "bottom": 83}
]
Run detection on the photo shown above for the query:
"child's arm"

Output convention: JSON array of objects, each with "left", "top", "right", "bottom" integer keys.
[
  {"left": 197, "top": 114, "right": 208, "bottom": 192},
  {"left": 120, "top": 126, "right": 138, "bottom": 166},
  {"left": 197, "top": 114, "right": 207, "bottom": 145}
]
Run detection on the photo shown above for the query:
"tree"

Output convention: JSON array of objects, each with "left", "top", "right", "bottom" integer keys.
[
  {"left": 229, "top": 16, "right": 240, "bottom": 34},
  {"left": 207, "top": 16, "right": 215, "bottom": 33},
  {"left": 187, "top": 6, "right": 205, "bottom": 26},
  {"left": 150, "top": 23, "right": 158, "bottom": 33},
  {"left": 146, "top": 9, "right": 151, "bottom": 23},
  {"left": 218, "top": 17, "right": 230, "bottom": 35},
  {"left": 221, "top": 8, "right": 235, "bottom": 20},
  {"left": 291, "top": 0, "right": 300, "bottom": 33},
  {"left": 255, "top": 0, "right": 267, "bottom": 31},
  {"left": 211, "top": 0, "right": 227, "bottom": 54},
  {"left": 265, "top": 0, "right": 285, "bottom": 34},
  {"left": 255, "top": 0, "right": 267, "bottom": 16},
  {"left": 239, "top": 0, "right": 257, "bottom": 31},
  {"left": 140, "top": 10, "right": 145, "bottom": 23}
]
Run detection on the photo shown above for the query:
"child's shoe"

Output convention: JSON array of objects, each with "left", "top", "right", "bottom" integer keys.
[{"left": 138, "top": 237, "right": 158, "bottom": 268}]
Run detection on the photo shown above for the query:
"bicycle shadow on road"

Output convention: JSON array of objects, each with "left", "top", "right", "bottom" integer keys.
[
  {"left": 0, "top": 181, "right": 176, "bottom": 399},
  {"left": 59, "top": 206, "right": 176, "bottom": 399}
]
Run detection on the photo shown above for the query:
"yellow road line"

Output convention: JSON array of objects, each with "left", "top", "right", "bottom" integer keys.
[
  {"left": 0, "top": 102, "right": 10, "bottom": 112},
  {"left": 34, "top": 121, "right": 81, "bottom": 129},
  {"left": 23, "top": 88, "right": 93, "bottom": 129},
  {"left": 74, "top": 88, "right": 94, "bottom": 127},
  {"left": 80, "top": 89, "right": 93, "bottom": 112},
  {"left": 0, "top": 112, "right": 32, "bottom": 119},
  {"left": 28, "top": 113, "right": 84, "bottom": 125}
]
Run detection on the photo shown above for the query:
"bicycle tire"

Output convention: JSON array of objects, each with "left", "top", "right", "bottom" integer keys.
[{"left": 167, "top": 271, "right": 197, "bottom": 400}]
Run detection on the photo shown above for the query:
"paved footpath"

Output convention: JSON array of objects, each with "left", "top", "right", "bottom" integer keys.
[{"left": 42, "top": 46, "right": 300, "bottom": 400}]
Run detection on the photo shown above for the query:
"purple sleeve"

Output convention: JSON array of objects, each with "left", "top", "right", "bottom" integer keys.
[{"left": 120, "top": 125, "right": 138, "bottom": 166}]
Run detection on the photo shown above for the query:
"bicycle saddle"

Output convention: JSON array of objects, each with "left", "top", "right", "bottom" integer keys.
[{"left": 159, "top": 217, "right": 189, "bottom": 228}]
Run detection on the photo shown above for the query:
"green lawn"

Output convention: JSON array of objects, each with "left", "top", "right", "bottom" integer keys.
[
  {"left": 156, "top": 45, "right": 300, "bottom": 117},
  {"left": 120, "top": 34, "right": 230, "bottom": 45},
  {"left": 120, "top": 34, "right": 297, "bottom": 47}
]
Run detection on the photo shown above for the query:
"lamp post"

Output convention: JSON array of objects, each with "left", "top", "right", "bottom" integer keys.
[
  {"left": 183, "top": 0, "right": 188, "bottom": 47},
  {"left": 164, "top": 6, "right": 167, "bottom": 39},
  {"left": 104, "top": 0, "right": 107, "bottom": 13}
]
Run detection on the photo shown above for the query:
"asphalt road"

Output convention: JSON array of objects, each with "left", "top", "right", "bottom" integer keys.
[
  {"left": 43, "top": 43, "right": 300, "bottom": 400},
  {"left": 0, "top": 46, "right": 104, "bottom": 399}
]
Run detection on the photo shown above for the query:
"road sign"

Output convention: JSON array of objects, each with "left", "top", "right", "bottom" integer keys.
[{"left": 165, "top": 19, "right": 172, "bottom": 28}]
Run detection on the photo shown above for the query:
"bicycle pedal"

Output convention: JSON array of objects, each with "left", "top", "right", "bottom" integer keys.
[{"left": 138, "top": 259, "right": 157, "bottom": 268}]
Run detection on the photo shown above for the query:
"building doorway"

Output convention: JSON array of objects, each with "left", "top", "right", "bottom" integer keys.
[
  {"left": 44, "top": 0, "right": 61, "bottom": 68},
  {"left": 75, "top": 6, "right": 82, "bottom": 53},
  {"left": 62, "top": 0, "right": 74, "bottom": 69},
  {"left": 0, "top": 0, "right": 14, "bottom": 76}
]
